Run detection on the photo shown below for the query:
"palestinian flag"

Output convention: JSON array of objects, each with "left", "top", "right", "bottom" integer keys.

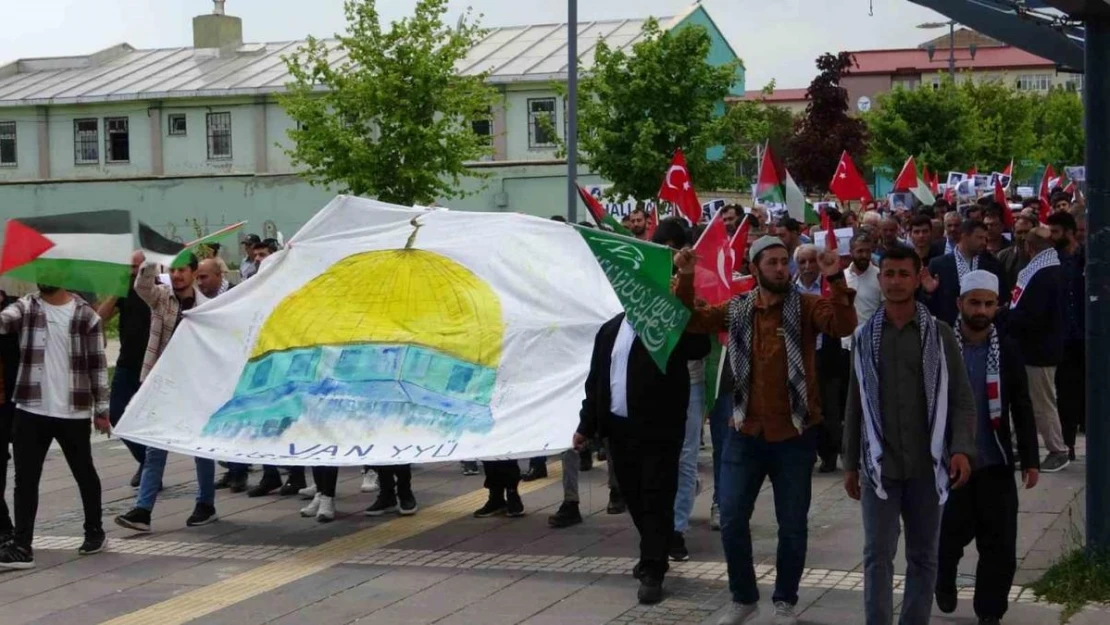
[
  {"left": 0, "top": 210, "right": 132, "bottom": 296},
  {"left": 575, "top": 185, "right": 631, "bottom": 236},
  {"left": 784, "top": 169, "right": 819, "bottom": 225},
  {"left": 755, "top": 143, "right": 786, "bottom": 205},
  {"left": 139, "top": 221, "right": 246, "bottom": 269}
]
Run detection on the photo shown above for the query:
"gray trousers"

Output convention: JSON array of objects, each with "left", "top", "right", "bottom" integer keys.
[
  {"left": 561, "top": 443, "right": 617, "bottom": 504},
  {"left": 862, "top": 477, "right": 943, "bottom": 625}
]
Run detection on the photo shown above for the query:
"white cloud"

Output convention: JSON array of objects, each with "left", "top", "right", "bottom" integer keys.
[{"left": 3, "top": 0, "right": 948, "bottom": 90}]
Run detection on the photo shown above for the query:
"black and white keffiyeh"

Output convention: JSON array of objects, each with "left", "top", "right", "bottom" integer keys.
[
  {"left": 1012, "top": 248, "right": 1059, "bottom": 308},
  {"left": 728, "top": 286, "right": 807, "bottom": 433},
  {"left": 854, "top": 302, "right": 951, "bottom": 504},
  {"left": 953, "top": 251, "right": 979, "bottom": 282}
]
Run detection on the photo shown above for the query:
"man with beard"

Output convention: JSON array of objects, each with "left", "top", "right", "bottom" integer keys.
[
  {"left": 847, "top": 234, "right": 882, "bottom": 329},
  {"left": 1006, "top": 226, "right": 1068, "bottom": 472},
  {"left": 877, "top": 217, "right": 900, "bottom": 256},
  {"left": 115, "top": 254, "right": 219, "bottom": 532},
  {"left": 0, "top": 281, "right": 110, "bottom": 568},
  {"left": 674, "top": 237, "right": 857, "bottom": 625},
  {"left": 94, "top": 251, "right": 151, "bottom": 487},
  {"left": 628, "top": 208, "right": 649, "bottom": 241},
  {"left": 194, "top": 258, "right": 228, "bottom": 299},
  {"left": 843, "top": 244, "right": 976, "bottom": 625},
  {"left": 941, "top": 212, "right": 962, "bottom": 256},
  {"left": 997, "top": 214, "right": 1036, "bottom": 288},
  {"left": 922, "top": 220, "right": 1008, "bottom": 327},
  {"left": 982, "top": 206, "right": 1010, "bottom": 255},
  {"left": 935, "top": 270, "right": 1039, "bottom": 625},
  {"left": 721, "top": 204, "right": 743, "bottom": 236},
  {"left": 1046, "top": 212, "right": 1085, "bottom": 463}
]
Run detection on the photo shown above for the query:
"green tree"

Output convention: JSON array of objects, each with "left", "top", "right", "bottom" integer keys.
[
  {"left": 864, "top": 78, "right": 978, "bottom": 173},
  {"left": 720, "top": 83, "right": 796, "bottom": 188},
  {"left": 1031, "top": 87, "right": 1085, "bottom": 170},
  {"left": 280, "top": 0, "right": 498, "bottom": 205},
  {"left": 573, "top": 18, "right": 742, "bottom": 201},
  {"left": 961, "top": 79, "right": 1037, "bottom": 176}
]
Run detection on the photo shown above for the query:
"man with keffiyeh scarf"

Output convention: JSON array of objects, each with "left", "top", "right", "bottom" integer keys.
[
  {"left": 843, "top": 244, "right": 977, "bottom": 625},
  {"left": 674, "top": 236, "right": 857, "bottom": 625},
  {"left": 934, "top": 270, "right": 1040, "bottom": 625}
]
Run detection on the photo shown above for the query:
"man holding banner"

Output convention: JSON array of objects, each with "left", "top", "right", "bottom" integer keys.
[{"left": 674, "top": 237, "right": 856, "bottom": 625}]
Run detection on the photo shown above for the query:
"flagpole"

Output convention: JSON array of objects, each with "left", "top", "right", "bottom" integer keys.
[{"left": 566, "top": 0, "right": 578, "bottom": 223}]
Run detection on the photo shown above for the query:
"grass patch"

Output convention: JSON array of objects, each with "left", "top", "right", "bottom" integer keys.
[{"left": 1029, "top": 547, "right": 1110, "bottom": 621}]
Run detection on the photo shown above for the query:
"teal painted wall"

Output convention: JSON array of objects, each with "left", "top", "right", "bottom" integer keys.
[{"left": 676, "top": 6, "right": 745, "bottom": 97}]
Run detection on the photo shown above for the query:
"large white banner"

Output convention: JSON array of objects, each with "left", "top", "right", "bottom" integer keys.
[{"left": 115, "top": 196, "right": 622, "bottom": 465}]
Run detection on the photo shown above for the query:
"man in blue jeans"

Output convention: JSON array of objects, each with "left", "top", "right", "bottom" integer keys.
[
  {"left": 843, "top": 245, "right": 976, "bottom": 625},
  {"left": 115, "top": 255, "right": 217, "bottom": 532},
  {"left": 670, "top": 359, "right": 705, "bottom": 560},
  {"left": 675, "top": 238, "right": 857, "bottom": 625},
  {"left": 94, "top": 251, "right": 151, "bottom": 487}
]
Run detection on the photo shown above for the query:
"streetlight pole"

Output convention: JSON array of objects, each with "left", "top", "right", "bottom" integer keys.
[
  {"left": 566, "top": 0, "right": 578, "bottom": 223},
  {"left": 948, "top": 21, "right": 956, "bottom": 80}
]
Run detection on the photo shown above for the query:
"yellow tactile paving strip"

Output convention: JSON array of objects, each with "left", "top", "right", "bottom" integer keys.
[{"left": 102, "top": 462, "right": 564, "bottom": 625}]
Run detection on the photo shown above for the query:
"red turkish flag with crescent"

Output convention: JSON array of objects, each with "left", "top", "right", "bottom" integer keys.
[
  {"left": 658, "top": 149, "right": 704, "bottom": 225},
  {"left": 693, "top": 210, "right": 734, "bottom": 344},
  {"left": 829, "top": 151, "right": 873, "bottom": 204}
]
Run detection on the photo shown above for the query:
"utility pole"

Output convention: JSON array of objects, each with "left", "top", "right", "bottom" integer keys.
[
  {"left": 948, "top": 21, "right": 956, "bottom": 80},
  {"left": 566, "top": 0, "right": 578, "bottom": 222},
  {"left": 1085, "top": 13, "right": 1110, "bottom": 553}
]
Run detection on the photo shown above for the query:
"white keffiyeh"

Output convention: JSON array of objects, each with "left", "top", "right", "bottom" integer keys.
[{"left": 953, "top": 250, "right": 979, "bottom": 282}]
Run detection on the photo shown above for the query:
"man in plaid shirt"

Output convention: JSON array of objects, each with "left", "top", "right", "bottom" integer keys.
[{"left": 0, "top": 282, "right": 111, "bottom": 570}]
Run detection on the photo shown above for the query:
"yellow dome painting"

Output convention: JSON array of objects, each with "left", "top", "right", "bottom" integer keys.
[{"left": 203, "top": 222, "right": 505, "bottom": 440}]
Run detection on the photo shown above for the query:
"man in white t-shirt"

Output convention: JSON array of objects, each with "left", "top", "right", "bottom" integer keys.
[
  {"left": 0, "top": 283, "right": 110, "bottom": 570},
  {"left": 846, "top": 232, "right": 883, "bottom": 329}
]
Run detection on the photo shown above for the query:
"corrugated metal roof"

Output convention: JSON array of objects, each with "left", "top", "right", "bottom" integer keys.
[{"left": 0, "top": 15, "right": 673, "bottom": 108}]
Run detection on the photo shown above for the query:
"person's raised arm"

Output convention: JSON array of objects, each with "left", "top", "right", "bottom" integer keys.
[
  {"left": 673, "top": 248, "right": 728, "bottom": 334},
  {"left": 811, "top": 249, "right": 857, "bottom": 338}
]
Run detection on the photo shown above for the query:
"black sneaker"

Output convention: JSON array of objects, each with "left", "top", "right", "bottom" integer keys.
[
  {"left": 668, "top": 531, "right": 689, "bottom": 562},
  {"left": 506, "top": 490, "right": 525, "bottom": 517},
  {"left": 114, "top": 508, "right": 152, "bottom": 533},
  {"left": 228, "top": 474, "right": 248, "bottom": 494},
  {"left": 214, "top": 472, "right": 233, "bottom": 490},
  {"left": 186, "top": 503, "right": 218, "bottom": 527},
  {"left": 548, "top": 502, "right": 583, "bottom": 528},
  {"left": 78, "top": 531, "right": 106, "bottom": 555},
  {"left": 130, "top": 468, "right": 142, "bottom": 488},
  {"left": 364, "top": 496, "right": 399, "bottom": 517},
  {"left": 0, "top": 531, "right": 12, "bottom": 548},
  {"left": 1068, "top": 446, "right": 1077, "bottom": 462},
  {"left": 979, "top": 618, "right": 1001, "bottom": 625},
  {"left": 0, "top": 543, "right": 34, "bottom": 570},
  {"left": 278, "top": 482, "right": 304, "bottom": 497},
  {"left": 596, "top": 446, "right": 607, "bottom": 462},
  {"left": 461, "top": 461, "right": 480, "bottom": 476},
  {"left": 1042, "top": 452, "right": 1071, "bottom": 473},
  {"left": 247, "top": 478, "right": 282, "bottom": 498},
  {"left": 580, "top": 449, "right": 593, "bottom": 472},
  {"left": 935, "top": 589, "right": 958, "bottom": 614},
  {"left": 818, "top": 459, "right": 838, "bottom": 473},
  {"left": 521, "top": 466, "right": 548, "bottom": 482},
  {"left": 473, "top": 497, "right": 507, "bottom": 518},
  {"left": 637, "top": 576, "right": 663, "bottom": 604},
  {"left": 607, "top": 490, "right": 627, "bottom": 515},
  {"left": 398, "top": 492, "right": 418, "bottom": 516}
]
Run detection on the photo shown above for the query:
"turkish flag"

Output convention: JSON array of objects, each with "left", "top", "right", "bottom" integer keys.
[
  {"left": 893, "top": 156, "right": 918, "bottom": 192},
  {"left": 1002, "top": 159, "right": 1013, "bottom": 177},
  {"left": 0, "top": 219, "right": 55, "bottom": 274},
  {"left": 730, "top": 215, "right": 752, "bottom": 266},
  {"left": 658, "top": 149, "right": 704, "bottom": 224},
  {"left": 693, "top": 210, "right": 734, "bottom": 308},
  {"left": 1038, "top": 164, "right": 1056, "bottom": 222},
  {"left": 829, "top": 151, "right": 873, "bottom": 204},
  {"left": 994, "top": 178, "right": 1014, "bottom": 228}
]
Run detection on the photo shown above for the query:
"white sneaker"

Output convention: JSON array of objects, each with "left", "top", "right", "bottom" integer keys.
[
  {"left": 361, "top": 471, "right": 379, "bottom": 493},
  {"left": 300, "top": 492, "right": 321, "bottom": 517},
  {"left": 298, "top": 484, "right": 317, "bottom": 499},
  {"left": 316, "top": 494, "right": 335, "bottom": 523},
  {"left": 717, "top": 601, "right": 759, "bottom": 625},
  {"left": 772, "top": 601, "right": 798, "bottom": 625}
]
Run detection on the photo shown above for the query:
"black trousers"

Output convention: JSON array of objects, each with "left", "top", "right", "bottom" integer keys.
[
  {"left": 262, "top": 464, "right": 305, "bottom": 486},
  {"left": 374, "top": 465, "right": 413, "bottom": 500},
  {"left": 816, "top": 345, "right": 849, "bottom": 465},
  {"left": 311, "top": 466, "right": 339, "bottom": 498},
  {"left": 1057, "top": 341, "right": 1085, "bottom": 448},
  {"left": 0, "top": 402, "right": 13, "bottom": 536},
  {"left": 12, "top": 409, "right": 103, "bottom": 548},
  {"left": 108, "top": 365, "right": 146, "bottom": 467},
  {"left": 937, "top": 465, "right": 1018, "bottom": 620},
  {"left": 482, "top": 460, "right": 520, "bottom": 496},
  {"left": 608, "top": 432, "right": 683, "bottom": 580}
]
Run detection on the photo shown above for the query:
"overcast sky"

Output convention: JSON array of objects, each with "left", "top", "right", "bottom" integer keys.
[{"left": 4, "top": 0, "right": 948, "bottom": 89}]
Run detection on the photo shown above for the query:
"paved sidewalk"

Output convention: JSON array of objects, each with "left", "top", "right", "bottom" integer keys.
[{"left": 0, "top": 433, "right": 1098, "bottom": 624}]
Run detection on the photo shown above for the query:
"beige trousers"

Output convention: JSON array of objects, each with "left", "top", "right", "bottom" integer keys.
[{"left": 1026, "top": 365, "right": 1066, "bottom": 455}]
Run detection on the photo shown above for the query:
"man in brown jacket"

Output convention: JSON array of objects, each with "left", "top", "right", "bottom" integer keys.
[{"left": 674, "top": 236, "right": 857, "bottom": 625}]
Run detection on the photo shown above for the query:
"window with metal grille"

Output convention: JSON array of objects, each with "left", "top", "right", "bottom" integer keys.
[
  {"left": 206, "top": 112, "right": 232, "bottom": 160},
  {"left": 527, "top": 98, "right": 556, "bottom": 148},
  {"left": 0, "top": 122, "right": 15, "bottom": 166},
  {"left": 105, "top": 117, "right": 130, "bottom": 163},
  {"left": 74, "top": 119, "right": 99, "bottom": 164},
  {"left": 168, "top": 114, "right": 187, "bottom": 136}
]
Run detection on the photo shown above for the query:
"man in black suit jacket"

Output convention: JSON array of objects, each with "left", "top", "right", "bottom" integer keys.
[
  {"left": 921, "top": 219, "right": 1009, "bottom": 326},
  {"left": 936, "top": 270, "right": 1040, "bottom": 623},
  {"left": 574, "top": 314, "right": 709, "bottom": 605}
]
